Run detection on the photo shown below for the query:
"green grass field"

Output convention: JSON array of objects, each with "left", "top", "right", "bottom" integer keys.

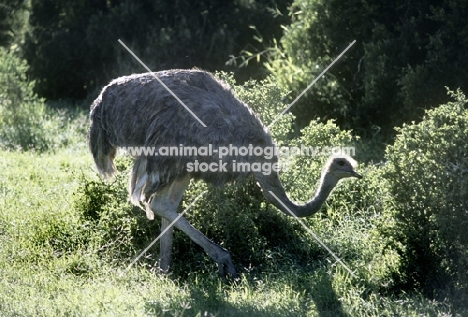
[{"left": 0, "top": 127, "right": 460, "bottom": 316}]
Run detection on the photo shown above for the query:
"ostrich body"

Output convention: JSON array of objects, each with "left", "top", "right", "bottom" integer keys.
[{"left": 88, "top": 69, "right": 362, "bottom": 276}]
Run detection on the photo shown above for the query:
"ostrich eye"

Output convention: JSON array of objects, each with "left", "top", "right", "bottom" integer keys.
[{"left": 337, "top": 160, "right": 345, "bottom": 166}]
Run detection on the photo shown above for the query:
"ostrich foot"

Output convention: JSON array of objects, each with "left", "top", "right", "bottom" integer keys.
[
  {"left": 216, "top": 253, "right": 238, "bottom": 279},
  {"left": 207, "top": 244, "right": 238, "bottom": 279}
]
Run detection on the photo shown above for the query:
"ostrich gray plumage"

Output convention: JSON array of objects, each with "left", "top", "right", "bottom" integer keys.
[
  {"left": 88, "top": 69, "right": 361, "bottom": 276},
  {"left": 90, "top": 70, "right": 275, "bottom": 202}
]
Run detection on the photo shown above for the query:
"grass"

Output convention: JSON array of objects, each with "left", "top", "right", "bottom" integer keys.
[{"left": 0, "top": 145, "right": 459, "bottom": 316}]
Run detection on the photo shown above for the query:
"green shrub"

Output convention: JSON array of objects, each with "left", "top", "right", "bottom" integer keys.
[
  {"left": 0, "top": 48, "right": 50, "bottom": 151},
  {"left": 0, "top": 49, "right": 88, "bottom": 152},
  {"left": 264, "top": 0, "right": 468, "bottom": 141},
  {"left": 281, "top": 119, "right": 357, "bottom": 201},
  {"left": 0, "top": 0, "right": 28, "bottom": 47},
  {"left": 230, "top": 74, "right": 295, "bottom": 144},
  {"left": 73, "top": 157, "right": 159, "bottom": 264},
  {"left": 384, "top": 89, "right": 468, "bottom": 301}
]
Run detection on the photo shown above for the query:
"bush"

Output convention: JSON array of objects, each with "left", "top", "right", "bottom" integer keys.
[
  {"left": 0, "top": 48, "right": 50, "bottom": 151},
  {"left": 384, "top": 89, "right": 468, "bottom": 301},
  {"left": 73, "top": 157, "right": 159, "bottom": 264},
  {"left": 0, "top": 48, "right": 89, "bottom": 152},
  {"left": 281, "top": 119, "right": 356, "bottom": 201},
  {"left": 265, "top": 0, "right": 468, "bottom": 141},
  {"left": 227, "top": 72, "right": 295, "bottom": 144}
]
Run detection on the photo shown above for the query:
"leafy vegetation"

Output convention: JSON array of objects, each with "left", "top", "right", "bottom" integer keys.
[
  {"left": 262, "top": 0, "right": 468, "bottom": 140},
  {"left": 0, "top": 47, "right": 49, "bottom": 150},
  {"left": 0, "top": 47, "right": 88, "bottom": 151},
  {"left": 384, "top": 89, "right": 468, "bottom": 304},
  {"left": 22, "top": 0, "right": 290, "bottom": 99},
  {"left": 0, "top": 0, "right": 27, "bottom": 47}
]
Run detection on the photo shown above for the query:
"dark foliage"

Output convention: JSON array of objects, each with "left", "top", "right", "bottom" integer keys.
[
  {"left": 268, "top": 0, "right": 468, "bottom": 141},
  {"left": 22, "top": 0, "right": 291, "bottom": 99},
  {"left": 0, "top": 0, "right": 27, "bottom": 47}
]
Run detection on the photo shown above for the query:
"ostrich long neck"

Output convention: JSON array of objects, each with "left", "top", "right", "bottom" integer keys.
[{"left": 255, "top": 172, "right": 337, "bottom": 218}]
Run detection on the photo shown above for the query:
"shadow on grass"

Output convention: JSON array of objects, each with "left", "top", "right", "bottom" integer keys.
[
  {"left": 305, "top": 272, "right": 349, "bottom": 317},
  {"left": 187, "top": 285, "right": 294, "bottom": 317},
  {"left": 143, "top": 268, "right": 348, "bottom": 317}
]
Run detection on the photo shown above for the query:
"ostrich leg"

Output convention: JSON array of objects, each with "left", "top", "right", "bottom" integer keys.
[
  {"left": 159, "top": 218, "right": 173, "bottom": 272},
  {"left": 149, "top": 177, "right": 237, "bottom": 277},
  {"left": 156, "top": 210, "right": 238, "bottom": 277},
  {"left": 150, "top": 176, "right": 189, "bottom": 273}
]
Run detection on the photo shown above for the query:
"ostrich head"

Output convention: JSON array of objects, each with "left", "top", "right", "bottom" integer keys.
[{"left": 322, "top": 155, "right": 362, "bottom": 183}]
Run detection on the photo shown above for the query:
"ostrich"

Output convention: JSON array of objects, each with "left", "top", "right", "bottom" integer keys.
[{"left": 88, "top": 69, "right": 362, "bottom": 277}]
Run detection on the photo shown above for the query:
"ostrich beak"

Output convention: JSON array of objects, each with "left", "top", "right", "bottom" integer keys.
[{"left": 351, "top": 170, "right": 363, "bottom": 179}]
